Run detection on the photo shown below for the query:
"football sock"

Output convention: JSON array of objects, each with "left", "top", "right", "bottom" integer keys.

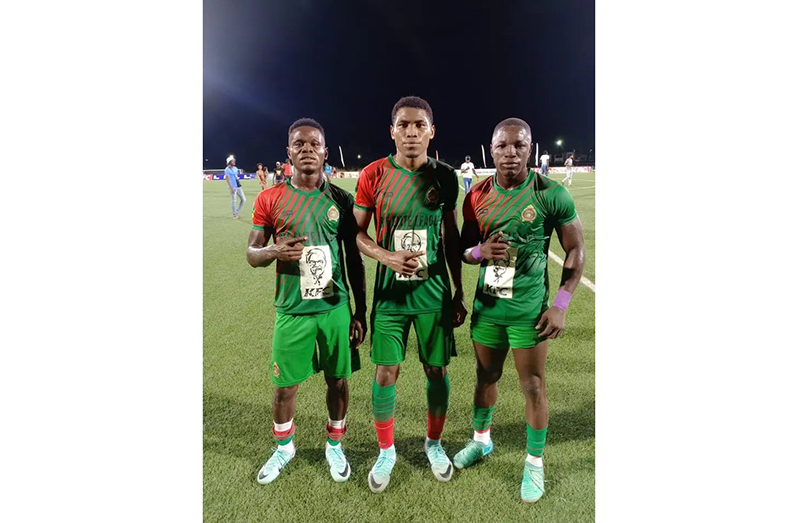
[
  {"left": 372, "top": 381, "right": 396, "bottom": 449},
  {"left": 273, "top": 419, "right": 296, "bottom": 455},
  {"left": 472, "top": 405, "right": 496, "bottom": 444},
  {"left": 526, "top": 423, "right": 547, "bottom": 458},
  {"left": 326, "top": 417, "right": 346, "bottom": 446},
  {"left": 426, "top": 374, "right": 450, "bottom": 440}
]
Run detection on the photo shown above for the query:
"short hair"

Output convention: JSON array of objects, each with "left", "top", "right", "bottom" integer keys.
[
  {"left": 492, "top": 118, "right": 532, "bottom": 141},
  {"left": 288, "top": 118, "right": 325, "bottom": 141},
  {"left": 391, "top": 96, "right": 433, "bottom": 125},
  {"left": 543, "top": 150, "right": 548, "bottom": 154},
  {"left": 257, "top": 162, "right": 263, "bottom": 167}
]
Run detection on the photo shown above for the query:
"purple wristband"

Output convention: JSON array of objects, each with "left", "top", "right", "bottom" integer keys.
[
  {"left": 470, "top": 244, "right": 484, "bottom": 262},
  {"left": 552, "top": 289, "right": 572, "bottom": 311}
]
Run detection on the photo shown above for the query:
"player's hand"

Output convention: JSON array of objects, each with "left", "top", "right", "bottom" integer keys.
[
  {"left": 385, "top": 250, "right": 425, "bottom": 277},
  {"left": 451, "top": 290, "right": 468, "bottom": 328},
  {"left": 272, "top": 235, "right": 307, "bottom": 262},
  {"left": 479, "top": 231, "right": 511, "bottom": 261},
  {"left": 535, "top": 307, "right": 566, "bottom": 340},
  {"left": 350, "top": 311, "right": 367, "bottom": 348}
]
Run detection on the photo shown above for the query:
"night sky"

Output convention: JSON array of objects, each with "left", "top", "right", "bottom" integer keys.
[{"left": 203, "top": 0, "right": 594, "bottom": 171}]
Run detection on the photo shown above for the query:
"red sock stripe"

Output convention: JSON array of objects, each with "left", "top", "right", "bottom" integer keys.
[
  {"left": 374, "top": 419, "right": 395, "bottom": 449},
  {"left": 272, "top": 423, "right": 295, "bottom": 442},
  {"left": 427, "top": 412, "right": 447, "bottom": 440},
  {"left": 326, "top": 423, "right": 347, "bottom": 442},
  {"left": 475, "top": 427, "right": 491, "bottom": 434}
]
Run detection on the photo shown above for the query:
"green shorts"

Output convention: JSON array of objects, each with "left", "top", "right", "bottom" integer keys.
[
  {"left": 271, "top": 304, "right": 361, "bottom": 387},
  {"left": 371, "top": 310, "right": 455, "bottom": 367},
  {"left": 470, "top": 318, "right": 544, "bottom": 350}
]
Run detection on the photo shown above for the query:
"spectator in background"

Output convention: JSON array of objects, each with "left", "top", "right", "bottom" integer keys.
[
  {"left": 225, "top": 155, "right": 246, "bottom": 219},
  {"left": 540, "top": 150, "right": 550, "bottom": 177},
  {"left": 324, "top": 162, "right": 332, "bottom": 178},
  {"left": 284, "top": 158, "right": 293, "bottom": 178},
  {"left": 460, "top": 155, "right": 477, "bottom": 192},
  {"left": 274, "top": 161, "right": 285, "bottom": 185},
  {"left": 256, "top": 163, "right": 267, "bottom": 192}
]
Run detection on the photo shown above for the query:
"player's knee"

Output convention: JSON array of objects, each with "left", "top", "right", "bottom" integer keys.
[
  {"left": 325, "top": 376, "right": 347, "bottom": 392},
  {"left": 375, "top": 365, "right": 399, "bottom": 386},
  {"left": 274, "top": 385, "right": 298, "bottom": 403},
  {"left": 476, "top": 366, "right": 502, "bottom": 385},
  {"left": 520, "top": 375, "right": 545, "bottom": 402},
  {"left": 423, "top": 365, "right": 446, "bottom": 381}
]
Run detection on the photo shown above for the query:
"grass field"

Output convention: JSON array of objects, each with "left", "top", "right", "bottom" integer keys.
[{"left": 204, "top": 171, "right": 595, "bottom": 522}]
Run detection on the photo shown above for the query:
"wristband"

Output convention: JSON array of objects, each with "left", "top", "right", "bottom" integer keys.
[
  {"left": 552, "top": 289, "right": 572, "bottom": 311},
  {"left": 469, "top": 244, "right": 484, "bottom": 262}
]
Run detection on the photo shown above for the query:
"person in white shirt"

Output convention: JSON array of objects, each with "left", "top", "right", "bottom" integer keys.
[
  {"left": 460, "top": 155, "right": 477, "bottom": 192},
  {"left": 540, "top": 150, "right": 550, "bottom": 177},
  {"left": 562, "top": 154, "right": 574, "bottom": 186}
]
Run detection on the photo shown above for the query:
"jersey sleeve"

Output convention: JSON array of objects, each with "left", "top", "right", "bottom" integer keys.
[
  {"left": 462, "top": 190, "right": 477, "bottom": 222},
  {"left": 442, "top": 168, "right": 459, "bottom": 212},
  {"left": 354, "top": 167, "right": 376, "bottom": 211},
  {"left": 339, "top": 191, "right": 356, "bottom": 237},
  {"left": 546, "top": 185, "right": 578, "bottom": 226},
  {"left": 251, "top": 191, "right": 273, "bottom": 231}
]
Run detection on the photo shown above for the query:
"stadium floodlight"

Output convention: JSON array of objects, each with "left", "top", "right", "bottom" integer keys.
[
  {"left": 357, "top": 154, "right": 361, "bottom": 159},
  {"left": 556, "top": 140, "right": 562, "bottom": 146}
]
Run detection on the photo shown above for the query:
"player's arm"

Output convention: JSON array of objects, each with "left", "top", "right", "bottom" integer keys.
[
  {"left": 443, "top": 210, "right": 467, "bottom": 327},
  {"left": 353, "top": 208, "right": 424, "bottom": 277},
  {"left": 342, "top": 209, "right": 367, "bottom": 347},
  {"left": 461, "top": 191, "right": 509, "bottom": 264},
  {"left": 246, "top": 226, "right": 307, "bottom": 267},
  {"left": 535, "top": 218, "right": 586, "bottom": 339}
]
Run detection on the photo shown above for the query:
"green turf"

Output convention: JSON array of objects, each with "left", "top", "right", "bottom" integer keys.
[{"left": 204, "top": 171, "right": 595, "bottom": 522}]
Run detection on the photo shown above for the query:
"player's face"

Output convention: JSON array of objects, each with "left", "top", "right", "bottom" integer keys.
[
  {"left": 391, "top": 107, "right": 435, "bottom": 159},
  {"left": 287, "top": 127, "right": 328, "bottom": 175},
  {"left": 491, "top": 126, "right": 531, "bottom": 177}
]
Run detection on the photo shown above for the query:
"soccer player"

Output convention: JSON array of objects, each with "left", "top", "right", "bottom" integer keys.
[
  {"left": 353, "top": 96, "right": 467, "bottom": 493},
  {"left": 539, "top": 150, "right": 550, "bottom": 177},
  {"left": 247, "top": 118, "right": 367, "bottom": 485},
  {"left": 460, "top": 155, "right": 477, "bottom": 193},
  {"left": 562, "top": 154, "right": 574, "bottom": 186},
  {"left": 225, "top": 155, "right": 246, "bottom": 219},
  {"left": 256, "top": 162, "right": 267, "bottom": 191},
  {"left": 453, "top": 118, "right": 586, "bottom": 505}
]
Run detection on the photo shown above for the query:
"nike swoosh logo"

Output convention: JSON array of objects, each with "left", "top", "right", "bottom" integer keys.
[
  {"left": 258, "top": 471, "right": 267, "bottom": 480},
  {"left": 340, "top": 462, "right": 350, "bottom": 477},
  {"left": 442, "top": 464, "right": 452, "bottom": 478},
  {"left": 369, "top": 473, "right": 382, "bottom": 490}
]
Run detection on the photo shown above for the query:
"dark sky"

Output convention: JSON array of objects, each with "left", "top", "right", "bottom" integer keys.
[{"left": 204, "top": 0, "right": 594, "bottom": 171}]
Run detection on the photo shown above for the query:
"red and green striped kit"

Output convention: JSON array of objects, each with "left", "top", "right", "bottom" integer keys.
[
  {"left": 462, "top": 170, "right": 578, "bottom": 325},
  {"left": 252, "top": 177, "right": 354, "bottom": 315},
  {"left": 355, "top": 155, "right": 460, "bottom": 313}
]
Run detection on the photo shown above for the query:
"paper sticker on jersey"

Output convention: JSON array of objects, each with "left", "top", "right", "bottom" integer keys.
[
  {"left": 482, "top": 247, "right": 518, "bottom": 298},
  {"left": 299, "top": 245, "right": 334, "bottom": 299},
  {"left": 393, "top": 229, "right": 429, "bottom": 281}
]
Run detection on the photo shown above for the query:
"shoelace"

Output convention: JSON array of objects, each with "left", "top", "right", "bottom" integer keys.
[
  {"left": 428, "top": 444, "right": 448, "bottom": 464},
  {"left": 269, "top": 448, "right": 289, "bottom": 469},
  {"left": 328, "top": 447, "right": 345, "bottom": 467},
  {"left": 525, "top": 466, "right": 544, "bottom": 490},
  {"left": 374, "top": 453, "right": 394, "bottom": 473}
]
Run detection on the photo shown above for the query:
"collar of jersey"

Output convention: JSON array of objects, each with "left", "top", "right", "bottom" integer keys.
[
  {"left": 286, "top": 174, "right": 327, "bottom": 196},
  {"left": 388, "top": 154, "right": 430, "bottom": 175},
  {"left": 492, "top": 168, "right": 534, "bottom": 194}
]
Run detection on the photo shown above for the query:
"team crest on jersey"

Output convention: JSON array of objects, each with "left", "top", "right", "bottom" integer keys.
[
  {"left": 273, "top": 362, "right": 280, "bottom": 378},
  {"left": 327, "top": 205, "right": 340, "bottom": 222},
  {"left": 521, "top": 205, "right": 537, "bottom": 222},
  {"left": 425, "top": 186, "right": 439, "bottom": 205}
]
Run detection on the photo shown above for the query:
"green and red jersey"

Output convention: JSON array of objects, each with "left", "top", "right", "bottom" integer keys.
[
  {"left": 355, "top": 155, "right": 459, "bottom": 313},
  {"left": 252, "top": 177, "right": 354, "bottom": 315},
  {"left": 463, "top": 170, "right": 578, "bottom": 325}
]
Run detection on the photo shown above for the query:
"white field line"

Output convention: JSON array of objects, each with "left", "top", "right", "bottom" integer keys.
[{"left": 548, "top": 251, "right": 596, "bottom": 293}]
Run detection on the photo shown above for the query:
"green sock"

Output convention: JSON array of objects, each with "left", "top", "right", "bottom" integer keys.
[
  {"left": 526, "top": 423, "right": 548, "bottom": 456},
  {"left": 426, "top": 374, "right": 450, "bottom": 418},
  {"left": 371, "top": 381, "right": 396, "bottom": 422},
  {"left": 472, "top": 405, "right": 496, "bottom": 432}
]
